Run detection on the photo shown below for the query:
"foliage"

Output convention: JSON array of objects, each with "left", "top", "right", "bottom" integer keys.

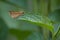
[{"left": 0, "top": 0, "right": 60, "bottom": 40}]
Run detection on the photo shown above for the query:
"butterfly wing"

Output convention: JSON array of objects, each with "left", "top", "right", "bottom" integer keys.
[{"left": 9, "top": 11, "right": 24, "bottom": 18}]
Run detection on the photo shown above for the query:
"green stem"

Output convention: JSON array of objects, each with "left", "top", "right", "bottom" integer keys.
[
  {"left": 32, "top": 0, "right": 38, "bottom": 14},
  {"left": 40, "top": 0, "right": 49, "bottom": 40}
]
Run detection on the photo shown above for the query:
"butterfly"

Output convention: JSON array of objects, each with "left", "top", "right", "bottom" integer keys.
[{"left": 9, "top": 11, "right": 24, "bottom": 18}]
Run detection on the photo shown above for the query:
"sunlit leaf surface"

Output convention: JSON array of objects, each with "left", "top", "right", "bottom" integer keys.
[{"left": 17, "top": 13, "right": 53, "bottom": 32}]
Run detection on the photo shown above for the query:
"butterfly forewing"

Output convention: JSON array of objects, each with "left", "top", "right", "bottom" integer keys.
[{"left": 9, "top": 11, "right": 24, "bottom": 18}]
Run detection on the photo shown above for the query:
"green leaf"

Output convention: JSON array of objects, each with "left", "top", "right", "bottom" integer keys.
[
  {"left": 0, "top": 18, "right": 8, "bottom": 40},
  {"left": 48, "top": 9, "right": 60, "bottom": 38},
  {"left": 0, "top": 1, "right": 39, "bottom": 31},
  {"left": 53, "top": 29, "right": 60, "bottom": 40},
  {"left": 17, "top": 20, "right": 40, "bottom": 31},
  {"left": 26, "top": 31, "right": 44, "bottom": 40},
  {"left": 9, "top": 29, "right": 31, "bottom": 40},
  {"left": 1, "top": 0, "right": 27, "bottom": 10},
  {"left": 48, "top": 9, "right": 60, "bottom": 23},
  {"left": 56, "top": 30, "right": 60, "bottom": 40},
  {"left": 0, "top": 2, "right": 20, "bottom": 29},
  {"left": 53, "top": 23, "right": 60, "bottom": 36},
  {"left": 16, "top": 13, "right": 53, "bottom": 32}
]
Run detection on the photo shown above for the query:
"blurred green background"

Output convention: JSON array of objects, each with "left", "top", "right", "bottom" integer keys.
[{"left": 0, "top": 0, "right": 60, "bottom": 40}]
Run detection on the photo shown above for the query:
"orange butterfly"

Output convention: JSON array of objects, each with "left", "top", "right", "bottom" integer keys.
[{"left": 9, "top": 11, "right": 24, "bottom": 18}]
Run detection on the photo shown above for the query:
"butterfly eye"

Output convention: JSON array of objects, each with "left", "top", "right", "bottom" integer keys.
[{"left": 9, "top": 11, "right": 24, "bottom": 18}]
